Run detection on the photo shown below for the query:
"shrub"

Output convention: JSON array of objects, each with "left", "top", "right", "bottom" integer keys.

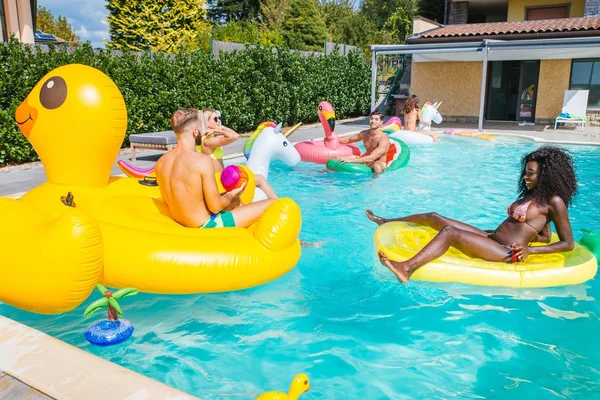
[{"left": 0, "top": 38, "right": 370, "bottom": 166}]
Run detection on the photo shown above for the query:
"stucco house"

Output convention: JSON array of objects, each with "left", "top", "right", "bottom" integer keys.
[
  {"left": 1, "top": 0, "right": 36, "bottom": 44},
  {"left": 372, "top": 0, "right": 600, "bottom": 128}
]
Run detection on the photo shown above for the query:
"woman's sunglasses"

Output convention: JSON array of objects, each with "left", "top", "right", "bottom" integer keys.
[{"left": 213, "top": 116, "right": 220, "bottom": 122}]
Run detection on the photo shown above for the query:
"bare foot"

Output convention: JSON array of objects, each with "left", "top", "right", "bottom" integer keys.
[
  {"left": 378, "top": 251, "right": 410, "bottom": 283},
  {"left": 365, "top": 209, "right": 387, "bottom": 225}
]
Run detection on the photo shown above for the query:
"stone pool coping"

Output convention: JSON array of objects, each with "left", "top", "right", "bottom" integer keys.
[{"left": 0, "top": 316, "right": 199, "bottom": 399}]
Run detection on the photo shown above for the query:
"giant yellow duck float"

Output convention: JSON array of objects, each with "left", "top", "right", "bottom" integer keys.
[{"left": 1, "top": 64, "right": 302, "bottom": 314}]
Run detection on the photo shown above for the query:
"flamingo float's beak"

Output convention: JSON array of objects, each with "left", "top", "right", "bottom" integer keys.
[
  {"left": 320, "top": 109, "right": 336, "bottom": 134},
  {"left": 284, "top": 122, "right": 302, "bottom": 138},
  {"left": 327, "top": 117, "right": 335, "bottom": 134}
]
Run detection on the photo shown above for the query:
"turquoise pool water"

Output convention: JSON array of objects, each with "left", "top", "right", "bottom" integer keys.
[{"left": 1, "top": 135, "right": 600, "bottom": 399}]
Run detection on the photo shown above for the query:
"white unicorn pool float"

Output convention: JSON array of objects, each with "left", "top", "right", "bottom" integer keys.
[
  {"left": 418, "top": 101, "right": 443, "bottom": 131},
  {"left": 243, "top": 121, "right": 301, "bottom": 202},
  {"left": 382, "top": 101, "right": 443, "bottom": 144},
  {"left": 117, "top": 122, "right": 301, "bottom": 202}
]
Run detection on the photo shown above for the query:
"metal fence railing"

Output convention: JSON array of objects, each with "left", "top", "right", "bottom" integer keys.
[
  {"left": 211, "top": 39, "right": 360, "bottom": 59},
  {"left": 31, "top": 39, "right": 361, "bottom": 60}
]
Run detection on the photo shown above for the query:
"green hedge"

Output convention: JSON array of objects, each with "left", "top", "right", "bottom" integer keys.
[{"left": 0, "top": 40, "right": 371, "bottom": 166}]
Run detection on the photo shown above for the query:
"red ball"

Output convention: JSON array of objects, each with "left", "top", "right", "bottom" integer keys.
[{"left": 221, "top": 165, "right": 249, "bottom": 192}]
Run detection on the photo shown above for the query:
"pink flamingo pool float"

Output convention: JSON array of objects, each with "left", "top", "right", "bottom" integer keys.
[{"left": 294, "top": 101, "right": 360, "bottom": 164}]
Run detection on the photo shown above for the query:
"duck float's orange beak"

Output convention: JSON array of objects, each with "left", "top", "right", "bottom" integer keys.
[{"left": 15, "top": 98, "right": 38, "bottom": 139}]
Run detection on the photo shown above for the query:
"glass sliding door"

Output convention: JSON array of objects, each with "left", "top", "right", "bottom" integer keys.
[
  {"left": 486, "top": 60, "right": 540, "bottom": 122},
  {"left": 517, "top": 60, "right": 540, "bottom": 122}
]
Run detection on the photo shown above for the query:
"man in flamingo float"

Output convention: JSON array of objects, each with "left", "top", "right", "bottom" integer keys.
[{"left": 335, "top": 111, "right": 392, "bottom": 175}]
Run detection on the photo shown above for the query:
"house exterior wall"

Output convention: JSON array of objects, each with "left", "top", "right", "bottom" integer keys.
[
  {"left": 535, "top": 59, "right": 572, "bottom": 123},
  {"left": 1, "top": 0, "right": 34, "bottom": 43},
  {"left": 585, "top": 0, "right": 600, "bottom": 16},
  {"left": 448, "top": 1, "right": 469, "bottom": 24},
  {"left": 413, "top": 18, "right": 441, "bottom": 34},
  {"left": 507, "top": 0, "right": 585, "bottom": 21},
  {"left": 410, "top": 59, "right": 574, "bottom": 124},
  {"left": 410, "top": 61, "right": 482, "bottom": 122}
]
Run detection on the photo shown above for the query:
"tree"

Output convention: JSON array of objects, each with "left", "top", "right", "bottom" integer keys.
[
  {"left": 212, "top": 20, "right": 284, "bottom": 46},
  {"left": 106, "top": 0, "right": 211, "bottom": 53},
  {"left": 281, "top": 0, "right": 328, "bottom": 52},
  {"left": 261, "top": 0, "right": 290, "bottom": 30},
  {"left": 360, "top": 0, "right": 417, "bottom": 44},
  {"left": 83, "top": 284, "right": 138, "bottom": 321},
  {"left": 382, "top": 2, "right": 414, "bottom": 43},
  {"left": 207, "top": 0, "right": 262, "bottom": 22},
  {"left": 36, "top": 6, "right": 80, "bottom": 42},
  {"left": 319, "top": 0, "right": 371, "bottom": 47},
  {"left": 418, "top": 0, "right": 445, "bottom": 23}
]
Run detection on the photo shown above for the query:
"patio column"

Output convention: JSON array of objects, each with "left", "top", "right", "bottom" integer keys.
[
  {"left": 16, "top": 0, "right": 34, "bottom": 44},
  {"left": 478, "top": 43, "right": 488, "bottom": 131},
  {"left": 371, "top": 50, "right": 377, "bottom": 112}
]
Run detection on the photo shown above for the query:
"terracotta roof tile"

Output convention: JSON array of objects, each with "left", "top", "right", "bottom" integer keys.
[{"left": 418, "top": 17, "right": 600, "bottom": 38}]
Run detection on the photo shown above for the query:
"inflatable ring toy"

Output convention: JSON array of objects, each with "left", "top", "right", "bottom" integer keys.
[
  {"left": 2, "top": 64, "right": 302, "bottom": 314},
  {"left": 326, "top": 137, "right": 410, "bottom": 173},
  {"left": 374, "top": 221, "right": 598, "bottom": 288},
  {"left": 381, "top": 117, "right": 435, "bottom": 145},
  {"left": 580, "top": 229, "right": 600, "bottom": 261},
  {"left": 85, "top": 319, "right": 134, "bottom": 346}
]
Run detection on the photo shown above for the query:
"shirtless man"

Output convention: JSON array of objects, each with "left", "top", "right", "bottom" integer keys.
[
  {"left": 335, "top": 111, "right": 391, "bottom": 175},
  {"left": 155, "top": 108, "right": 274, "bottom": 229}
]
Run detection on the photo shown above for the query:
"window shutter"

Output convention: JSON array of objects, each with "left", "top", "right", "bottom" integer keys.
[{"left": 526, "top": 6, "right": 569, "bottom": 20}]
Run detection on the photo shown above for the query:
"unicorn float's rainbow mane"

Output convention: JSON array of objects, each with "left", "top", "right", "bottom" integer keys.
[
  {"left": 243, "top": 121, "right": 277, "bottom": 160},
  {"left": 381, "top": 117, "right": 403, "bottom": 135}
]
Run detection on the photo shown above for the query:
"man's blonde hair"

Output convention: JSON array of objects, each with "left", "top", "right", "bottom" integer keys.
[{"left": 171, "top": 108, "right": 200, "bottom": 135}]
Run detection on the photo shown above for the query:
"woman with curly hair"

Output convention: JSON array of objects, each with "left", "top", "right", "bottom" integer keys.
[{"left": 366, "top": 146, "right": 578, "bottom": 283}]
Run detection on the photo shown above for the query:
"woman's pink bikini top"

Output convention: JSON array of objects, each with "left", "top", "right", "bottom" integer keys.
[{"left": 507, "top": 198, "right": 537, "bottom": 223}]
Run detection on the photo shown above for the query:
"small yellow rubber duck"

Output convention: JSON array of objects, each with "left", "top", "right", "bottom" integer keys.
[{"left": 256, "top": 373, "right": 310, "bottom": 400}]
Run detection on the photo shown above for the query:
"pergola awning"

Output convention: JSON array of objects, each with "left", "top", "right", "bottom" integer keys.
[{"left": 370, "top": 36, "right": 600, "bottom": 129}]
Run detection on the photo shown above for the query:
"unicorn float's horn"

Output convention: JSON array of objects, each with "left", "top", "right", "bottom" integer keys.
[
  {"left": 435, "top": 101, "right": 442, "bottom": 109},
  {"left": 284, "top": 122, "right": 302, "bottom": 138}
]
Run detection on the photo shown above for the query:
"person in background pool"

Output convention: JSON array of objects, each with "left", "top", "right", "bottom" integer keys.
[
  {"left": 198, "top": 108, "right": 278, "bottom": 199},
  {"left": 366, "top": 146, "right": 578, "bottom": 283},
  {"left": 403, "top": 94, "right": 439, "bottom": 143},
  {"left": 335, "top": 111, "right": 391, "bottom": 175}
]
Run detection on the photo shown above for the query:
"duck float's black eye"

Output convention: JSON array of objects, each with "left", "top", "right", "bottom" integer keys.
[
  {"left": 39, "top": 76, "right": 67, "bottom": 110},
  {"left": 304, "top": 380, "right": 308, "bottom": 385}
]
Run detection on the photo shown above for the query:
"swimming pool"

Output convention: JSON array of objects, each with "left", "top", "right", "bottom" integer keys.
[{"left": 1, "top": 135, "right": 599, "bottom": 399}]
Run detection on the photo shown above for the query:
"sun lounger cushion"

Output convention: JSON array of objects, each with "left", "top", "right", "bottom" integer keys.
[
  {"left": 557, "top": 112, "right": 587, "bottom": 122},
  {"left": 128, "top": 131, "right": 178, "bottom": 145}
]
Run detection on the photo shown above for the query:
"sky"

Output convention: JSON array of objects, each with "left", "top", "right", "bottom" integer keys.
[{"left": 39, "top": 0, "right": 109, "bottom": 48}]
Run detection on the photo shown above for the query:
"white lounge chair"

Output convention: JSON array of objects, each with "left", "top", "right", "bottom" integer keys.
[{"left": 554, "top": 90, "right": 589, "bottom": 132}]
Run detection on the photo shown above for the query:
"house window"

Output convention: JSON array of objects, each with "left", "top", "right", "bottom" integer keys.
[
  {"left": 526, "top": 5, "right": 569, "bottom": 20},
  {"left": 570, "top": 60, "right": 600, "bottom": 109},
  {"left": 0, "top": 0, "right": 8, "bottom": 42}
]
